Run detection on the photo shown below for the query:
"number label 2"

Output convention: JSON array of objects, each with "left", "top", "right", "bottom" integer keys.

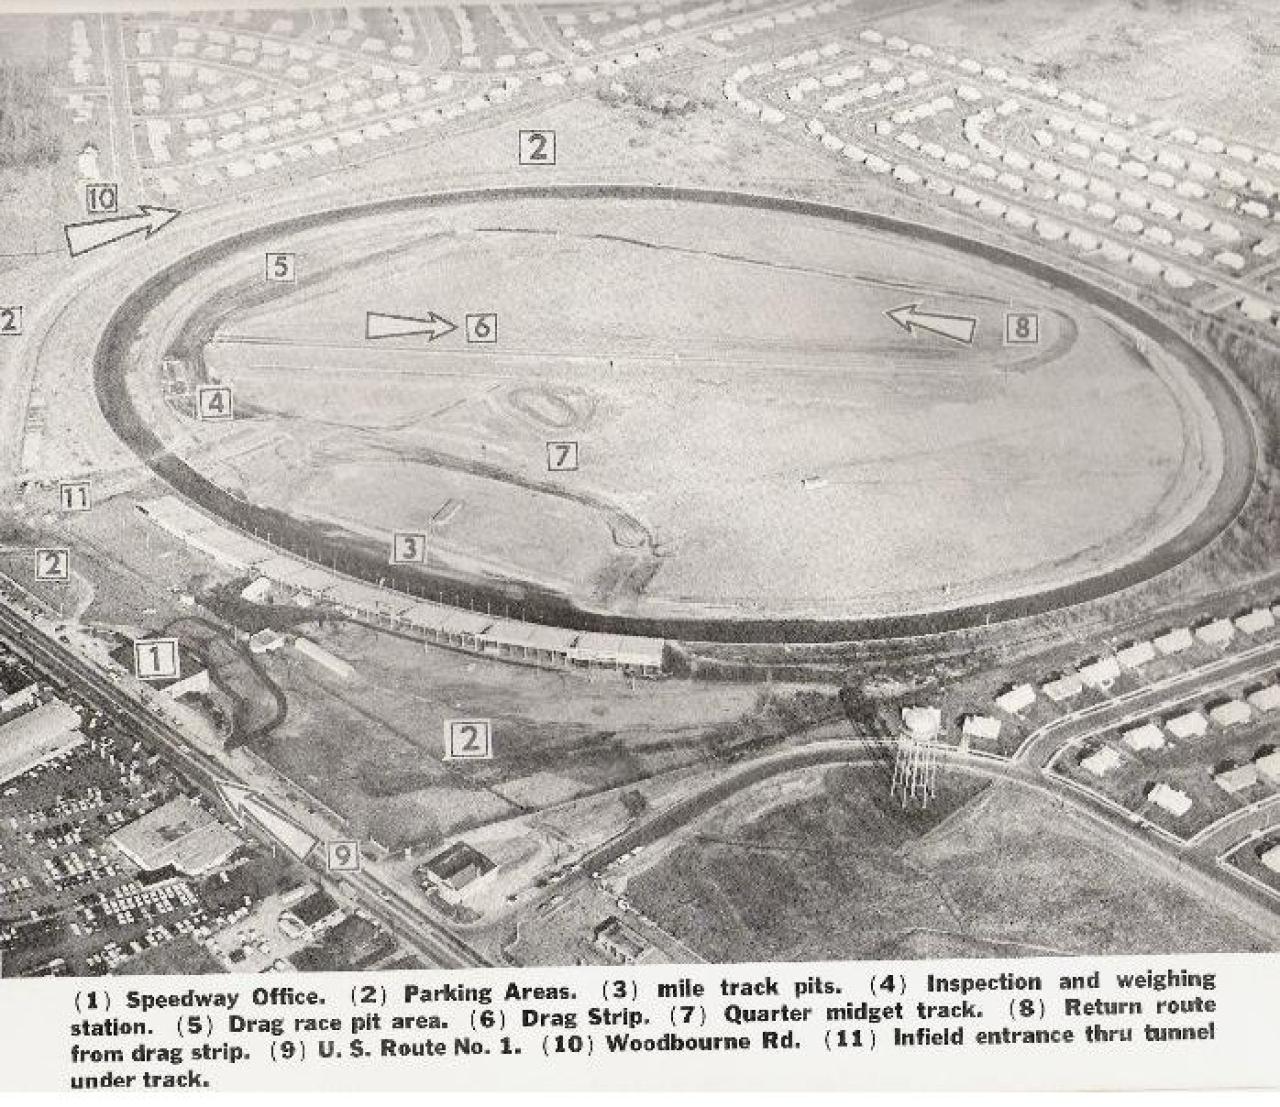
[
  {"left": 34, "top": 548, "right": 70, "bottom": 582},
  {"left": 519, "top": 129, "right": 556, "bottom": 165},
  {"left": 0, "top": 306, "right": 23, "bottom": 336},
  {"left": 445, "top": 718, "right": 493, "bottom": 760}
]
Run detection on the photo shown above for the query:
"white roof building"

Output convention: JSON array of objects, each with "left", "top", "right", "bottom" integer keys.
[
  {"left": 1117, "top": 641, "right": 1157, "bottom": 670},
  {"left": 1261, "top": 843, "right": 1280, "bottom": 874},
  {"left": 1081, "top": 746, "right": 1122, "bottom": 776},
  {"left": 1256, "top": 750, "right": 1280, "bottom": 783},
  {"left": 1041, "top": 673, "right": 1084, "bottom": 702},
  {"left": 1215, "top": 763, "right": 1258, "bottom": 794},
  {"left": 1080, "top": 656, "right": 1122, "bottom": 689},
  {"left": 1246, "top": 685, "right": 1280, "bottom": 713},
  {"left": 1235, "top": 607, "right": 1276, "bottom": 635},
  {"left": 902, "top": 705, "right": 941, "bottom": 740},
  {"left": 1209, "top": 700, "right": 1253, "bottom": 728},
  {"left": 1154, "top": 627, "right": 1194, "bottom": 655},
  {"left": 1167, "top": 710, "right": 1208, "bottom": 739},
  {"left": 961, "top": 714, "right": 1001, "bottom": 742},
  {"left": 996, "top": 684, "right": 1036, "bottom": 715},
  {"left": 1122, "top": 722, "right": 1166, "bottom": 752},
  {"left": 1148, "top": 782, "right": 1193, "bottom": 817},
  {"left": 1195, "top": 618, "right": 1236, "bottom": 647}
]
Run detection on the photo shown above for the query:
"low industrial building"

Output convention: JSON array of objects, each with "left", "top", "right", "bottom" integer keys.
[
  {"left": 593, "top": 916, "right": 648, "bottom": 963},
  {"left": 278, "top": 887, "right": 344, "bottom": 941},
  {"left": 418, "top": 841, "right": 497, "bottom": 906},
  {"left": 0, "top": 699, "right": 85, "bottom": 786},
  {"left": 109, "top": 795, "right": 242, "bottom": 875}
]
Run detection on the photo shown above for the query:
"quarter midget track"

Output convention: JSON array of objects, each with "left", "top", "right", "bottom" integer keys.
[{"left": 93, "top": 185, "right": 1258, "bottom": 644}]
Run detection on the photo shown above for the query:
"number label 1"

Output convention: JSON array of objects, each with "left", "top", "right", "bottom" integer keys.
[
  {"left": 0, "top": 306, "right": 23, "bottom": 336},
  {"left": 519, "top": 129, "right": 556, "bottom": 165},
  {"left": 59, "top": 480, "right": 91, "bottom": 512},
  {"left": 326, "top": 840, "right": 362, "bottom": 872},
  {"left": 547, "top": 441, "right": 579, "bottom": 471},
  {"left": 265, "top": 252, "right": 297, "bottom": 283},
  {"left": 1004, "top": 312, "right": 1040, "bottom": 345},
  {"left": 134, "top": 637, "right": 180, "bottom": 680},
  {"left": 445, "top": 718, "right": 493, "bottom": 760},
  {"left": 465, "top": 312, "right": 498, "bottom": 343},
  {"left": 196, "top": 385, "right": 234, "bottom": 421},
  {"left": 34, "top": 548, "right": 70, "bottom": 583},
  {"left": 85, "top": 182, "right": 120, "bottom": 214},
  {"left": 391, "top": 531, "right": 427, "bottom": 564}
]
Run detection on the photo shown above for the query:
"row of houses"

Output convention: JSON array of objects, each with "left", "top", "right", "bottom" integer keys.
[
  {"left": 995, "top": 605, "right": 1280, "bottom": 719},
  {"left": 137, "top": 495, "right": 666, "bottom": 676}
]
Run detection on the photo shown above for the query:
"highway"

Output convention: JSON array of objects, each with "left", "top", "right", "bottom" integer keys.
[{"left": 0, "top": 592, "right": 488, "bottom": 971}]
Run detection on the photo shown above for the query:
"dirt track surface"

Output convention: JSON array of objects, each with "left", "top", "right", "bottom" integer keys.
[{"left": 93, "top": 185, "right": 1257, "bottom": 644}]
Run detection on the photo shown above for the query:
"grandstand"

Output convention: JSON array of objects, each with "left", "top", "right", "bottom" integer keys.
[{"left": 136, "top": 496, "right": 666, "bottom": 676}]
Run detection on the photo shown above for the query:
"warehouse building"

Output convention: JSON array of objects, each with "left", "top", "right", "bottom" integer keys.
[
  {"left": 0, "top": 700, "right": 84, "bottom": 786},
  {"left": 109, "top": 795, "right": 241, "bottom": 876}
]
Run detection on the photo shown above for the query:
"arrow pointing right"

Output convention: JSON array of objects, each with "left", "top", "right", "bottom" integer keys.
[
  {"left": 214, "top": 778, "right": 318, "bottom": 863},
  {"left": 64, "top": 205, "right": 180, "bottom": 258},
  {"left": 885, "top": 302, "right": 977, "bottom": 345},
  {"left": 365, "top": 311, "right": 458, "bottom": 341}
]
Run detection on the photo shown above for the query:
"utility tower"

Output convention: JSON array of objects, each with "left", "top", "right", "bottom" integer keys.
[{"left": 891, "top": 706, "right": 941, "bottom": 809}]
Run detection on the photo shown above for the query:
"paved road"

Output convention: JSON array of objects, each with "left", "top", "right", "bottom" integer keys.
[
  {"left": 1017, "top": 637, "right": 1280, "bottom": 769},
  {"left": 546, "top": 739, "right": 1280, "bottom": 948},
  {"left": 0, "top": 594, "right": 487, "bottom": 970}
]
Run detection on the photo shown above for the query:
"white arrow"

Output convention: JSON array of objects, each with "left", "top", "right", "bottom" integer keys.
[
  {"left": 885, "top": 302, "right": 977, "bottom": 345},
  {"left": 64, "top": 205, "right": 180, "bottom": 258},
  {"left": 214, "top": 778, "right": 318, "bottom": 863},
  {"left": 365, "top": 311, "right": 457, "bottom": 341}
]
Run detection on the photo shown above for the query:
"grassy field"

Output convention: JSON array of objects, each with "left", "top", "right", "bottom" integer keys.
[
  {"left": 192, "top": 195, "right": 1212, "bottom": 621},
  {"left": 627, "top": 769, "right": 1269, "bottom": 962},
  {"left": 252, "top": 619, "right": 778, "bottom": 851}
]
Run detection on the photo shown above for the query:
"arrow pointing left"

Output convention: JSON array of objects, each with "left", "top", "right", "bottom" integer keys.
[
  {"left": 214, "top": 777, "right": 318, "bottom": 863},
  {"left": 64, "top": 205, "right": 180, "bottom": 259}
]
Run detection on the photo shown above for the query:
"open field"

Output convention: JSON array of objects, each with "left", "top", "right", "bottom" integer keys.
[
  {"left": 252, "top": 618, "right": 783, "bottom": 851},
  {"left": 627, "top": 768, "right": 1269, "bottom": 962},
  {"left": 152, "top": 193, "right": 1221, "bottom": 624}
]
